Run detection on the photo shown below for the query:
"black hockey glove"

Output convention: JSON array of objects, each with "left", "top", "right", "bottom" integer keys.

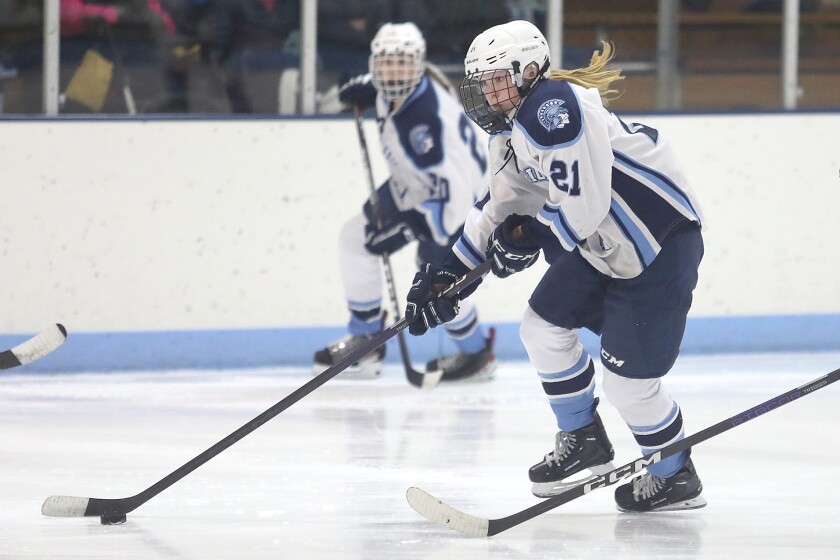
[
  {"left": 338, "top": 73, "right": 377, "bottom": 111},
  {"left": 364, "top": 221, "right": 415, "bottom": 256},
  {"left": 405, "top": 264, "right": 461, "bottom": 336},
  {"left": 486, "top": 214, "right": 541, "bottom": 278}
]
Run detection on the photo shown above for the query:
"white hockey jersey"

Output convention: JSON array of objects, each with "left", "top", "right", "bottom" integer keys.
[
  {"left": 376, "top": 76, "right": 490, "bottom": 245},
  {"left": 452, "top": 79, "right": 704, "bottom": 279}
]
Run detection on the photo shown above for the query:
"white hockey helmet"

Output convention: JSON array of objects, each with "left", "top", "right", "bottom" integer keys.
[
  {"left": 460, "top": 20, "right": 551, "bottom": 133},
  {"left": 369, "top": 22, "right": 427, "bottom": 101}
]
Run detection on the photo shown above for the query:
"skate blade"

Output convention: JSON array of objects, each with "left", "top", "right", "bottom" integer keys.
[
  {"left": 616, "top": 494, "right": 708, "bottom": 513},
  {"left": 531, "top": 461, "right": 617, "bottom": 498},
  {"left": 650, "top": 495, "right": 708, "bottom": 512},
  {"left": 440, "top": 359, "right": 498, "bottom": 384},
  {"left": 470, "top": 360, "right": 498, "bottom": 382}
]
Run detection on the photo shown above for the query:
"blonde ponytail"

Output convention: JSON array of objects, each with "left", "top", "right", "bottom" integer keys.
[
  {"left": 549, "top": 42, "right": 623, "bottom": 106},
  {"left": 424, "top": 61, "right": 457, "bottom": 96}
]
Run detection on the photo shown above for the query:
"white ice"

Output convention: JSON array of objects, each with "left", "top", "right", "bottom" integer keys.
[{"left": 2, "top": 353, "right": 839, "bottom": 559}]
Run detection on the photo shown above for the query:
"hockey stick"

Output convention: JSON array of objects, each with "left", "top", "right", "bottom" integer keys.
[
  {"left": 41, "top": 260, "right": 491, "bottom": 525},
  {"left": 407, "top": 365, "right": 840, "bottom": 537},
  {"left": 99, "top": 19, "right": 136, "bottom": 115},
  {"left": 0, "top": 324, "right": 67, "bottom": 371},
  {"left": 352, "top": 105, "right": 443, "bottom": 389}
]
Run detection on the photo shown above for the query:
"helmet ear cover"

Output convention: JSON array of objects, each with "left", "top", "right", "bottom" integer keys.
[{"left": 516, "top": 61, "right": 546, "bottom": 97}]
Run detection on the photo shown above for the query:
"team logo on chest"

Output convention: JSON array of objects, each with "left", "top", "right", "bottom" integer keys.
[
  {"left": 408, "top": 124, "right": 434, "bottom": 155},
  {"left": 537, "top": 99, "right": 570, "bottom": 132}
]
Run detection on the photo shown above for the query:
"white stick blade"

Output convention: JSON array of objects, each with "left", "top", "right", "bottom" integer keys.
[
  {"left": 41, "top": 495, "right": 89, "bottom": 517},
  {"left": 421, "top": 370, "right": 444, "bottom": 389},
  {"left": 406, "top": 487, "right": 489, "bottom": 537},
  {"left": 12, "top": 324, "right": 67, "bottom": 365}
]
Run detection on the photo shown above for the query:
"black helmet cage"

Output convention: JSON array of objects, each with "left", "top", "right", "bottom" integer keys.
[
  {"left": 459, "top": 59, "right": 549, "bottom": 135},
  {"left": 459, "top": 75, "right": 510, "bottom": 135}
]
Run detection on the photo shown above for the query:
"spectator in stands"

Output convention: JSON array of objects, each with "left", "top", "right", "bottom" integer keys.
[
  {"left": 60, "top": 0, "right": 121, "bottom": 36},
  {"left": 317, "top": 1, "right": 434, "bottom": 91},
  {"left": 150, "top": 0, "right": 298, "bottom": 112}
]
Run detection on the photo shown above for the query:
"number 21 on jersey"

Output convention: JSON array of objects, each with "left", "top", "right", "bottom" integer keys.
[{"left": 550, "top": 160, "right": 580, "bottom": 196}]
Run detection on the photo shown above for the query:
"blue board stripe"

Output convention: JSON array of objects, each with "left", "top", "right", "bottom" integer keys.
[{"left": 3, "top": 314, "right": 839, "bottom": 373}]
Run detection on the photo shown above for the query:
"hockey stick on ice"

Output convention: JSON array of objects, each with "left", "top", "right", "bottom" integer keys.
[
  {"left": 0, "top": 324, "right": 67, "bottom": 371},
  {"left": 41, "top": 260, "right": 491, "bottom": 525},
  {"left": 407, "top": 365, "right": 840, "bottom": 537},
  {"left": 352, "top": 105, "right": 443, "bottom": 389}
]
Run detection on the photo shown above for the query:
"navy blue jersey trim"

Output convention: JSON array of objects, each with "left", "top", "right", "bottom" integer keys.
[
  {"left": 524, "top": 219, "right": 567, "bottom": 262},
  {"left": 460, "top": 234, "right": 486, "bottom": 263},
  {"left": 514, "top": 80, "right": 584, "bottom": 149},
  {"left": 392, "top": 77, "right": 445, "bottom": 170},
  {"left": 611, "top": 168, "right": 689, "bottom": 245},
  {"left": 608, "top": 207, "right": 648, "bottom": 271},
  {"left": 613, "top": 150, "right": 701, "bottom": 224},
  {"left": 541, "top": 203, "right": 583, "bottom": 245},
  {"left": 475, "top": 190, "right": 491, "bottom": 210},
  {"left": 393, "top": 76, "right": 430, "bottom": 116}
]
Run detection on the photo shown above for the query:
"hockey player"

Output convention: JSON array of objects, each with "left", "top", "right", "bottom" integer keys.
[
  {"left": 313, "top": 22, "right": 497, "bottom": 382},
  {"left": 404, "top": 20, "right": 707, "bottom": 512}
]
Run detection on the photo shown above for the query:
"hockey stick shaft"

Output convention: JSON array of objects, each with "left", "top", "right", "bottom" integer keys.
[
  {"left": 42, "top": 261, "right": 491, "bottom": 520},
  {"left": 352, "top": 106, "right": 433, "bottom": 388},
  {"left": 407, "top": 365, "right": 840, "bottom": 537},
  {"left": 100, "top": 20, "right": 136, "bottom": 115}
]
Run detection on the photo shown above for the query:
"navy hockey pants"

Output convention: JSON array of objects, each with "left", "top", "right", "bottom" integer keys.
[{"left": 529, "top": 222, "right": 703, "bottom": 379}]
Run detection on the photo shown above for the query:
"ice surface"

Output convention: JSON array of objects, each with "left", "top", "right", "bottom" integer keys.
[{"left": 2, "top": 353, "right": 839, "bottom": 559}]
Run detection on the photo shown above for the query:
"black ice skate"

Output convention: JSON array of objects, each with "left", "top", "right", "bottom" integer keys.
[
  {"left": 313, "top": 333, "right": 386, "bottom": 379},
  {"left": 529, "top": 404, "right": 616, "bottom": 497},
  {"left": 615, "top": 455, "right": 707, "bottom": 512},
  {"left": 425, "top": 328, "right": 497, "bottom": 382}
]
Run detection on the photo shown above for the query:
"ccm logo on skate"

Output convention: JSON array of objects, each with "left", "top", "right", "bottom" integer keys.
[
  {"left": 583, "top": 452, "right": 662, "bottom": 493},
  {"left": 600, "top": 349, "right": 625, "bottom": 367}
]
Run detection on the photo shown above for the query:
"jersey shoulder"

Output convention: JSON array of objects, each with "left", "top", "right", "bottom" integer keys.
[
  {"left": 513, "top": 79, "right": 583, "bottom": 149},
  {"left": 391, "top": 77, "right": 444, "bottom": 169}
]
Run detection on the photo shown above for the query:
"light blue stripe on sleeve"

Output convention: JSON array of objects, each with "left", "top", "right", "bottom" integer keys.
[
  {"left": 537, "top": 207, "right": 577, "bottom": 250},
  {"left": 544, "top": 202, "right": 582, "bottom": 244},
  {"left": 454, "top": 236, "right": 484, "bottom": 267},
  {"left": 609, "top": 199, "right": 657, "bottom": 267}
]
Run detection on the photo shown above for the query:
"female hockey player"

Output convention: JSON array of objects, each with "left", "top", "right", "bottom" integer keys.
[
  {"left": 313, "top": 22, "right": 496, "bottom": 382},
  {"left": 404, "top": 20, "right": 707, "bottom": 512}
]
